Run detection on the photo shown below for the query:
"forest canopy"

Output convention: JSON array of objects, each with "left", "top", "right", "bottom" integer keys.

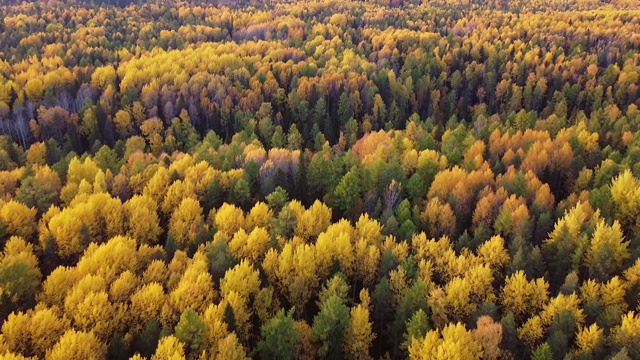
[{"left": 0, "top": 0, "right": 640, "bottom": 359}]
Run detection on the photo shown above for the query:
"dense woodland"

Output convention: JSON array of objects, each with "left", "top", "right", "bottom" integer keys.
[{"left": 1, "top": 0, "right": 640, "bottom": 359}]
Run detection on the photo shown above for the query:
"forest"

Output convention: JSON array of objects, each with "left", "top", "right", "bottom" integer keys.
[{"left": 0, "top": 0, "right": 640, "bottom": 359}]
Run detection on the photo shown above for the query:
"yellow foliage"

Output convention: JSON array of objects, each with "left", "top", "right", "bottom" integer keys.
[
  {"left": 575, "top": 323, "right": 603, "bottom": 353},
  {"left": 151, "top": 335, "right": 186, "bottom": 360},
  {"left": 220, "top": 260, "right": 261, "bottom": 300},
  {"left": 46, "top": 329, "right": 107, "bottom": 360},
  {"left": 500, "top": 271, "right": 549, "bottom": 321},
  {"left": 409, "top": 322, "right": 482, "bottom": 360},
  {"left": 0, "top": 201, "right": 37, "bottom": 240}
]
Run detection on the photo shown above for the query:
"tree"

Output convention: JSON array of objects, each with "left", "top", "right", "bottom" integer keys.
[
  {"left": 30, "top": 307, "right": 70, "bottom": 358},
  {"left": 71, "top": 291, "right": 117, "bottom": 340},
  {"left": 0, "top": 201, "right": 37, "bottom": 240},
  {"left": 500, "top": 271, "right": 549, "bottom": 322},
  {"left": 403, "top": 309, "right": 430, "bottom": 350},
  {"left": 266, "top": 186, "right": 289, "bottom": 212},
  {"left": 229, "top": 178, "right": 251, "bottom": 209},
  {"left": 0, "top": 237, "right": 42, "bottom": 314},
  {"left": 334, "top": 166, "right": 361, "bottom": 220},
  {"left": 408, "top": 322, "right": 483, "bottom": 360},
  {"left": 312, "top": 295, "right": 351, "bottom": 359},
  {"left": 257, "top": 308, "right": 301, "bottom": 360},
  {"left": 133, "top": 318, "right": 162, "bottom": 359},
  {"left": 125, "top": 195, "right": 163, "bottom": 245},
  {"left": 220, "top": 260, "right": 261, "bottom": 300},
  {"left": 24, "top": 79, "right": 44, "bottom": 102},
  {"left": 287, "top": 124, "right": 303, "bottom": 150},
  {"left": 168, "top": 197, "right": 205, "bottom": 249},
  {"left": 15, "top": 176, "right": 59, "bottom": 214},
  {"left": 47, "top": 330, "right": 107, "bottom": 360},
  {"left": 338, "top": 92, "right": 352, "bottom": 126},
  {"left": 113, "top": 110, "right": 133, "bottom": 139},
  {"left": 610, "top": 170, "right": 640, "bottom": 234},
  {"left": 575, "top": 324, "right": 603, "bottom": 357},
  {"left": 206, "top": 239, "right": 238, "bottom": 283},
  {"left": 151, "top": 335, "right": 186, "bottom": 360},
  {"left": 346, "top": 291, "right": 376, "bottom": 360},
  {"left": 175, "top": 308, "right": 207, "bottom": 359},
  {"left": 472, "top": 316, "right": 503, "bottom": 360},
  {"left": 586, "top": 221, "right": 629, "bottom": 282},
  {"left": 213, "top": 333, "right": 250, "bottom": 360},
  {"left": 170, "top": 253, "right": 216, "bottom": 315},
  {"left": 2, "top": 311, "right": 32, "bottom": 355},
  {"left": 530, "top": 343, "right": 553, "bottom": 360},
  {"left": 614, "top": 311, "right": 640, "bottom": 359},
  {"left": 94, "top": 145, "right": 120, "bottom": 173}
]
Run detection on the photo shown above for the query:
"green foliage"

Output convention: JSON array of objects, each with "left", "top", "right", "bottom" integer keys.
[
  {"left": 257, "top": 309, "right": 300, "bottom": 360},
  {"left": 312, "top": 295, "right": 351, "bottom": 359},
  {"left": 175, "top": 308, "right": 207, "bottom": 358}
]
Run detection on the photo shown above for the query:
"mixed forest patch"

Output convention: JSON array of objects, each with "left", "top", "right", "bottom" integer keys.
[{"left": 0, "top": 0, "right": 640, "bottom": 359}]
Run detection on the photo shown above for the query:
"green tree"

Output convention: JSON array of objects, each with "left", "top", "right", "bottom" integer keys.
[
  {"left": 94, "top": 145, "right": 120, "bottom": 173},
  {"left": 334, "top": 166, "right": 361, "bottom": 220},
  {"left": 230, "top": 178, "right": 251, "bottom": 209},
  {"left": 403, "top": 309, "right": 430, "bottom": 349},
  {"left": 338, "top": 92, "right": 353, "bottom": 126},
  {"left": 272, "top": 126, "right": 285, "bottom": 148},
  {"left": 287, "top": 124, "right": 303, "bottom": 150},
  {"left": 15, "top": 177, "right": 57, "bottom": 214},
  {"left": 257, "top": 308, "right": 301, "bottom": 360},
  {"left": 266, "top": 186, "right": 289, "bottom": 213},
  {"left": 312, "top": 295, "right": 351, "bottom": 359},
  {"left": 133, "top": 318, "right": 162, "bottom": 359},
  {"left": 175, "top": 308, "right": 207, "bottom": 359},
  {"left": 0, "top": 237, "right": 41, "bottom": 316},
  {"left": 531, "top": 342, "right": 553, "bottom": 360}
]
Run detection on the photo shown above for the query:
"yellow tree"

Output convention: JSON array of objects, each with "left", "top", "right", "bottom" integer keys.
[
  {"left": 610, "top": 170, "right": 640, "bottom": 234},
  {"left": 46, "top": 329, "right": 107, "bottom": 360},
  {"left": 39, "top": 266, "right": 80, "bottom": 309},
  {"left": 30, "top": 307, "right": 70, "bottom": 358},
  {"left": 517, "top": 315, "right": 545, "bottom": 350},
  {"left": 275, "top": 243, "right": 320, "bottom": 315},
  {"left": 125, "top": 195, "right": 163, "bottom": 245},
  {"left": 141, "top": 166, "right": 168, "bottom": 201},
  {"left": 409, "top": 322, "right": 483, "bottom": 360},
  {"left": 229, "top": 227, "right": 270, "bottom": 263},
  {"left": 500, "top": 271, "right": 549, "bottom": 322},
  {"left": 161, "top": 180, "right": 196, "bottom": 218},
  {"left": 169, "top": 252, "right": 216, "bottom": 318},
  {"left": 295, "top": 200, "right": 332, "bottom": 240},
  {"left": 71, "top": 291, "right": 117, "bottom": 341},
  {"left": 169, "top": 197, "right": 205, "bottom": 249},
  {"left": 354, "top": 238, "right": 381, "bottom": 287},
  {"left": 1, "top": 311, "right": 31, "bottom": 355},
  {"left": 215, "top": 203, "right": 245, "bottom": 236},
  {"left": 585, "top": 220, "right": 629, "bottom": 282},
  {"left": 476, "top": 235, "right": 510, "bottom": 276},
  {"left": 345, "top": 289, "right": 375, "bottom": 360},
  {"left": 151, "top": 335, "right": 186, "bottom": 360},
  {"left": 245, "top": 202, "right": 273, "bottom": 230},
  {"left": 202, "top": 303, "right": 230, "bottom": 355},
  {"left": 75, "top": 235, "right": 139, "bottom": 285},
  {"left": 613, "top": 311, "right": 640, "bottom": 358},
  {"left": 220, "top": 260, "right": 261, "bottom": 300},
  {"left": 575, "top": 324, "right": 603, "bottom": 356},
  {"left": 47, "top": 208, "right": 87, "bottom": 261},
  {"left": 0, "top": 201, "right": 37, "bottom": 240},
  {"left": 213, "top": 333, "right": 250, "bottom": 360},
  {"left": 130, "top": 282, "right": 165, "bottom": 332}
]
